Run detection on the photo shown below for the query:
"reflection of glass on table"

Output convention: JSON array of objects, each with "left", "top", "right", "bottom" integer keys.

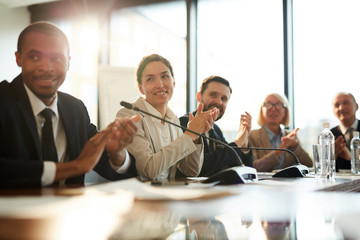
[{"left": 312, "top": 144, "right": 321, "bottom": 178}]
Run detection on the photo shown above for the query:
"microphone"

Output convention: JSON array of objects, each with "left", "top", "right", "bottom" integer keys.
[
  {"left": 228, "top": 146, "right": 309, "bottom": 177},
  {"left": 120, "top": 101, "right": 258, "bottom": 185}
]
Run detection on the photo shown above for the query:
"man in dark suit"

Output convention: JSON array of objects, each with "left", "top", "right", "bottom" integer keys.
[
  {"left": 331, "top": 92, "right": 359, "bottom": 171},
  {"left": 0, "top": 21, "right": 140, "bottom": 188},
  {"left": 178, "top": 76, "right": 253, "bottom": 177}
]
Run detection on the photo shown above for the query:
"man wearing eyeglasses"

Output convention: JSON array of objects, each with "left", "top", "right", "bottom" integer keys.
[
  {"left": 248, "top": 93, "right": 312, "bottom": 172},
  {"left": 177, "top": 75, "right": 253, "bottom": 177}
]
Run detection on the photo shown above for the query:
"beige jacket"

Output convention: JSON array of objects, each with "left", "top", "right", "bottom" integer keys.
[
  {"left": 116, "top": 97, "right": 203, "bottom": 180},
  {"left": 249, "top": 127, "right": 313, "bottom": 172}
]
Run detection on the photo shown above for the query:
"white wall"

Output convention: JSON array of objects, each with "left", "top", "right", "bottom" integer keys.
[{"left": 0, "top": 4, "right": 30, "bottom": 81}]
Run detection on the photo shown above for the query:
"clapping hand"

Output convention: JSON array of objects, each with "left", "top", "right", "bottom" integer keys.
[
  {"left": 335, "top": 135, "right": 351, "bottom": 160},
  {"left": 186, "top": 103, "right": 219, "bottom": 142},
  {"left": 280, "top": 128, "right": 299, "bottom": 149},
  {"left": 54, "top": 120, "right": 132, "bottom": 182},
  {"left": 106, "top": 114, "right": 141, "bottom": 166},
  {"left": 235, "top": 112, "right": 252, "bottom": 147}
]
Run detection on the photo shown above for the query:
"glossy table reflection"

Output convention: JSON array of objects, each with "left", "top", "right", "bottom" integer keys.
[{"left": 1, "top": 173, "right": 360, "bottom": 240}]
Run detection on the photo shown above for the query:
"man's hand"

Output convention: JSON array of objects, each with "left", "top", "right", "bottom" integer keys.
[
  {"left": 186, "top": 103, "right": 219, "bottom": 142},
  {"left": 54, "top": 124, "right": 116, "bottom": 182},
  {"left": 335, "top": 136, "right": 351, "bottom": 160},
  {"left": 235, "top": 112, "right": 252, "bottom": 147},
  {"left": 106, "top": 115, "right": 141, "bottom": 166}
]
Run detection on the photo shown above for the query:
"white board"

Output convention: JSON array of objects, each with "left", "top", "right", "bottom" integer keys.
[{"left": 98, "top": 65, "right": 140, "bottom": 129}]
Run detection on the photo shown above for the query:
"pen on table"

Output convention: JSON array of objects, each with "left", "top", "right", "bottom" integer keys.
[{"left": 151, "top": 181, "right": 188, "bottom": 186}]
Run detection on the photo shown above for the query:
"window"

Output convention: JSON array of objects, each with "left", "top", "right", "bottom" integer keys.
[
  {"left": 293, "top": 0, "right": 360, "bottom": 152},
  {"left": 198, "top": 0, "right": 284, "bottom": 140},
  {"left": 108, "top": 1, "right": 187, "bottom": 120},
  {"left": 51, "top": 1, "right": 187, "bottom": 129},
  {"left": 54, "top": 17, "right": 100, "bottom": 126}
]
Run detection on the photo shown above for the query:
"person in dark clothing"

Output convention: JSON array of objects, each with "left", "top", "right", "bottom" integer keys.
[
  {"left": 0, "top": 21, "right": 140, "bottom": 188},
  {"left": 178, "top": 76, "right": 253, "bottom": 177},
  {"left": 331, "top": 92, "right": 359, "bottom": 171}
]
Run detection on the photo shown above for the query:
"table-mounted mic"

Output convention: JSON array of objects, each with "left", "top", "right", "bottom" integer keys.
[
  {"left": 229, "top": 146, "right": 309, "bottom": 177},
  {"left": 120, "top": 101, "right": 258, "bottom": 185}
]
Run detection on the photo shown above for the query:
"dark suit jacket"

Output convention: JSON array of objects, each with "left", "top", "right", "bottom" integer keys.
[
  {"left": 0, "top": 75, "right": 137, "bottom": 188},
  {"left": 331, "top": 121, "right": 360, "bottom": 171},
  {"left": 177, "top": 112, "right": 253, "bottom": 177}
]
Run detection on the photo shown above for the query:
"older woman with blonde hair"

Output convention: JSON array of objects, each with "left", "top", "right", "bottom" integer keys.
[{"left": 248, "top": 93, "right": 312, "bottom": 172}]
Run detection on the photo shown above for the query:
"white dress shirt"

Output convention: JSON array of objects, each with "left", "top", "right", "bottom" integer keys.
[
  {"left": 339, "top": 119, "right": 358, "bottom": 136},
  {"left": 24, "top": 84, "right": 130, "bottom": 186}
]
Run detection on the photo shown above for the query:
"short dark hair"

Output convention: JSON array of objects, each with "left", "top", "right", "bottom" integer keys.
[
  {"left": 17, "top": 21, "right": 69, "bottom": 54},
  {"left": 200, "top": 75, "right": 232, "bottom": 95},
  {"left": 136, "top": 54, "right": 174, "bottom": 84}
]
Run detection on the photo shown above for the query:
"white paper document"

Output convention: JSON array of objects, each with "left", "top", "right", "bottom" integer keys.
[{"left": 92, "top": 178, "right": 243, "bottom": 201}]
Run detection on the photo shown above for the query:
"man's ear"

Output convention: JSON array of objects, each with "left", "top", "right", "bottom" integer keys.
[
  {"left": 15, "top": 52, "right": 21, "bottom": 67},
  {"left": 67, "top": 56, "right": 71, "bottom": 71},
  {"left": 196, "top": 91, "right": 202, "bottom": 103}
]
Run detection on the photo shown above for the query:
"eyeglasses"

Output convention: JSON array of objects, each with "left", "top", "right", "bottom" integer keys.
[{"left": 263, "top": 102, "right": 286, "bottom": 110}]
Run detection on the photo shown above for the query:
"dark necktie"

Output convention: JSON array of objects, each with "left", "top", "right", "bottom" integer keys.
[
  {"left": 40, "top": 109, "right": 58, "bottom": 162},
  {"left": 345, "top": 127, "right": 354, "bottom": 149},
  {"left": 208, "top": 128, "right": 217, "bottom": 152}
]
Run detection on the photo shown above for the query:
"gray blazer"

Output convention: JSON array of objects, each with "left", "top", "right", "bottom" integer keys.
[
  {"left": 249, "top": 127, "right": 313, "bottom": 172},
  {"left": 116, "top": 97, "right": 203, "bottom": 180}
]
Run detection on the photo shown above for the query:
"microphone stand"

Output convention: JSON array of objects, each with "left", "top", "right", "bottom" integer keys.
[
  {"left": 120, "top": 101, "right": 258, "bottom": 185},
  {"left": 232, "top": 146, "right": 309, "bottom": 177}
]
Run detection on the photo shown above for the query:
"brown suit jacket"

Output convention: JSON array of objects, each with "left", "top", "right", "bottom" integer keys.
[{"left": 249, "top": 127, "right": 313, "bottom": 172}]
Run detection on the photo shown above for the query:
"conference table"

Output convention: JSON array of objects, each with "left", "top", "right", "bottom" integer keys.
[{"left": 1, "top": 172, "right": 360, "bottom": 240}]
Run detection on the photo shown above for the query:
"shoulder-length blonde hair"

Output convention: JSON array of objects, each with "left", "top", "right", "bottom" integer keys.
[{"left": 257, "top": 93, "right": 290, "bottom": 127}]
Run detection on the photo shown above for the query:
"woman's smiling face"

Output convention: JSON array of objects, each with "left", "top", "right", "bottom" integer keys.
[{"left": 138, "top": 61, "right": 175, "bottom": 111}]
